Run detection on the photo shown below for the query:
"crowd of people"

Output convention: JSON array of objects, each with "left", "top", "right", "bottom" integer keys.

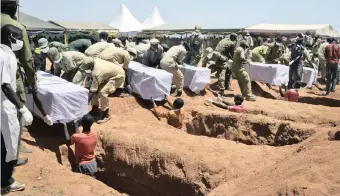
[
  {"left": 1, "top": 0, "right": 340, "bottom": 193},
  {"left": 203, "top": 31, "right": 340, "bottom": 101}
]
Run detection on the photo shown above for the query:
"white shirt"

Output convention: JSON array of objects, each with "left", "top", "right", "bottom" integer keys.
[
  {"left": 0, "top": 44, "right": 20, "bottom": 162},
  {"left": 0, "top": 44, "right": 17, "bottom": 114}
]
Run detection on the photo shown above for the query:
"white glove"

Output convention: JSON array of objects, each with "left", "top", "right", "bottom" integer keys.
[
  {"left": 44, "top": 115, "right": 53, "bottom": 126},
  {"left": 19, "top": 106, "right": 33, "bottom": 126}
]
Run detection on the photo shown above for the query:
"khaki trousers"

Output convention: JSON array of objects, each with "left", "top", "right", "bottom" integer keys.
[
  {"left": 319, "top": 57, "right": 327, "bottom": 79},
  {"left": 161, "top": 64, "right": 184, "bottom": 91},
  {"left": 91, "top": 76, "right": 125, "bottom": 110}
]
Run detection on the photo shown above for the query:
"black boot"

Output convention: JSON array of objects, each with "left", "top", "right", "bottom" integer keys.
[
  {"left": 219, "top": 90, "right": 225, "bottom": 96},
  {"left": 89, "top": 106, "right": 102, "bottom": 121},
  {"left": 176, "top": 90, "right": 183, "bottom": 97},
  {"left": 97, "top": 109, "right": 110, "bottom": 124},
  {"left": 14, "top": 158, "right": 28, "bottom": 167}
]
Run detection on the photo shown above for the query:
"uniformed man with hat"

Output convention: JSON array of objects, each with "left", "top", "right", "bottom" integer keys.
[
  {"left": 142, "top": 38, "right": 164, "bottom": 68},
  {"left": 215, "top": 33, "right": 238, "bottom": 92},
  {"left": 232, "top": 40, "right": 257, "bottom": 101}
]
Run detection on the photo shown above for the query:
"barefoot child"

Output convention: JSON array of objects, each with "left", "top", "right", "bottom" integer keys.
[
  {"left": 151, "top": 96, "right": 185, "bottom": 129},
  {"left": 71, "top": 114, "right": 98, "bottom": 177},
  {"left": 207, "top": 94, "right": 245, "bottom": 113}
]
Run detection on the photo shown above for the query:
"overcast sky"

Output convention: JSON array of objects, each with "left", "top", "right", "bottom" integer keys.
[{"left": 19, "top": 0, "right": 340, "bottom": 30}]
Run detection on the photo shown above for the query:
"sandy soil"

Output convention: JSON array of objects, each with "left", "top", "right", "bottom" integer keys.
[
  {"left": 6, "top": 132, "right": 124, "bottom": 196},
  {"left": 6, "top": 77, "right": 340, "bottom": 196}
]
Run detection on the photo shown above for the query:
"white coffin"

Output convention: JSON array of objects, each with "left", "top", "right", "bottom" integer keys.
[
  {"left": 25, "top": 71, "right": 89, "bottom": 123},
  {"left": 179, "top": 64, "right": 211, "bottom": 94},
  {"left": 128, "top": 61, "right": 172, "bottom": 101}
]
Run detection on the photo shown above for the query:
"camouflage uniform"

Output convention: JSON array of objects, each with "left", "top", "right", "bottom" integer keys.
[
  {"left": 68, "top": 39, "right": 92, "bottom": 53},
  {"left": 202, "top": 48, "right": 228, "bottom": 91},
  {"left": 184, "top": 26, "right": 204, "bottom": 66},
  {"left": 251, "top": 45, "right": 269, "bottom": 63},
  {"left": 142, "top": 39, "right": 164, "bottom": 68},
  {"left": 232, "top": 44, "right": 256, "bottom": 101},
  {"left": 265, "top": 42, "right": 285, "bottom": 64},
  {"left": 49, "top": 41, "right": 69, "bottom": 52},
  {"left": 48, "top": 49, "right": 94, "bottom": 84},
  {"left": 215, "top": 38, "right": 236, "bottom": 89}
]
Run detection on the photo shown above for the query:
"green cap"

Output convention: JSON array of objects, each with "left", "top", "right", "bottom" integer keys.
[
  {"left": 38, "top": 38, "right": 49, "bottom": 53},
  {"left": 230, "top": 33, "right": 237, "bottom": 40},
  {"left": 47, "top": 47, "right": 60, "bottom": 62},
  {"left": 83, "top": 57, "right": 95, "bottom": 69},
  {"left": 127, "top": 47, "right": 137, "bottom": 57}
]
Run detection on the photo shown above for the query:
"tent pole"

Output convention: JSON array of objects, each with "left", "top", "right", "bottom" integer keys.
[
  {"left": 17, "top": 0, "right": 20, "bottom": 21},
  {"left": 64, "top": 31, "right": 68, "bottom": 44}
]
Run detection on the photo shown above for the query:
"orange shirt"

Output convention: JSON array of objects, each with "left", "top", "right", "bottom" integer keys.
[
  {"left": 71, "top": 130, "right": 97, "bottom": 165},
  {"left": 154, "top": 108, "right": 185, "bottom": 129},
  {"left": 228, "top": 105, "right": 245, "bottom": 113},
  {"left": 284, "top": 89, "right": 299, "bottom": 102}
]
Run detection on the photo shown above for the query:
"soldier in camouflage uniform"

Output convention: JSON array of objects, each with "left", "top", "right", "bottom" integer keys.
[
  {"left": 265, "top": 37, "right": 285, "bottom": 64},
  {"left": 251, "top": 44, "right": 269, "bottom": 63},
  {"left": 202, "top": 47, "right": 229, "bottom": 95},
  {"left": 232, "top": 41, "right": 257, "bottom": 101},
  {"left": 215, "top": 33, "right": 237, "bottom": 91},
  {"left": 184, "top": 25, "right": 204, "bottom": 66}
]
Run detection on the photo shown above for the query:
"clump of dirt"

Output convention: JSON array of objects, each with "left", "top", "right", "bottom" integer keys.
[{"left": 185, "top": 110, "right": 316, "bottom": 146}]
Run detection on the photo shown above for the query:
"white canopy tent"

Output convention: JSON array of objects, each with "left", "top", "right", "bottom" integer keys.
[
  {"left": 245, "top": 23, "right": 339, "bottom": 37},
  {"left": 142, "top": 6, "right": 166, "bottom": 29},
  {"left": 109, "top": 4, "right": 143, "bottom": 32}
]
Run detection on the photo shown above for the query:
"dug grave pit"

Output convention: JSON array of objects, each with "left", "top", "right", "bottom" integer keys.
[{"left": 185, "top": 110, "right": 317, "bottom": 146}]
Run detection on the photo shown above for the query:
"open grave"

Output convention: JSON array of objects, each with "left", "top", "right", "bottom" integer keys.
[{"left": 11, "top": 80, "right": 340, "bottom": 196}]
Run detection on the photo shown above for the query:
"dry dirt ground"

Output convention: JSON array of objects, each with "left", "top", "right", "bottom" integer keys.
[{"left": 6, "top": 79, "right": 340, "bottom": 196}]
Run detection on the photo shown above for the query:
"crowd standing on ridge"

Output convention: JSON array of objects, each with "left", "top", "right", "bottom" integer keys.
[{"left": 1, "top": 0, "right": 340, "bottom": 193}]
